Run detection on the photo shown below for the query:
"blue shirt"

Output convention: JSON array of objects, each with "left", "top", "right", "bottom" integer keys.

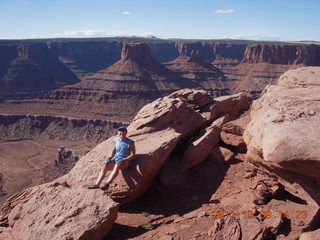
[{"left": 114, "top": 137, "right": 134, "bottom": 158}]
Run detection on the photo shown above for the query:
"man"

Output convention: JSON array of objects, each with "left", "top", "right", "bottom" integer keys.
[{"left": 88, "top": 126, "right": 136, "bottom": 190}]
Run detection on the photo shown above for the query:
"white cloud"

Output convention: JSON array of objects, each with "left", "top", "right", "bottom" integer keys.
[
  {"left": 54, "top": 30, "right": 157, "bottom": 38},
  {"left": 54, "top": 30, "right": 110, "bottom": 37},
  {"left": 214, "top": 9, "right": 235, "bottom": 14},
  {"left": 122, "top": 11, "right": 132, "bottom": 15},
  {"left": 223, "top": 34, "right": 283, "bottom": 41}
]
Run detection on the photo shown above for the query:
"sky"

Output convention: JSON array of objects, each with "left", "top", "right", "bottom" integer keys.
[{"left": 0, "top": 0, "right": 320, "bottom": 41}]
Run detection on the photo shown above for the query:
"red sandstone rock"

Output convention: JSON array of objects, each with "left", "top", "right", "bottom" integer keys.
[
  {"left": 300, "top": 229, "right": 320, "bottom": 240},
  {"left": 208, "top": 146, "right": 235, "bottom": 165},
  {"left": 201, "top": 93, "right": 251, "bottom": 122},
  {"left": 0, "top": 183, "right": 118, "bottom": 240},
  {"left": 220, "top": 132, "right": 247, "bottom": 153},
  {"left": 182, "top": 116, "right": 226, "bottom": 170},
  {"left": 244, "top": 67, "right": 320, "bottom": 185}
]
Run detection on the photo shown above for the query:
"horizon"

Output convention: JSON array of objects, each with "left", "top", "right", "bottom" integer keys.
[
  {"left": 1, "top": 36, "right": 320, "bottom": 44},
  {"left": 1, "top": 0, "right": 320, "bottom": 41}
]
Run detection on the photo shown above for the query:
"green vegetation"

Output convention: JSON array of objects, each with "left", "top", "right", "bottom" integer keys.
[
  {"left": 140, "top": 222, "right": 153, "bottom": 230},
  {"left": 142, "top": 211, "right": 150, "bottom": 217}
]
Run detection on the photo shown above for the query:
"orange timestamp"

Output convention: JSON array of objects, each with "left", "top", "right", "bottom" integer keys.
[{"left": 210, "top": 209, "right": 308, "bottom": 220}]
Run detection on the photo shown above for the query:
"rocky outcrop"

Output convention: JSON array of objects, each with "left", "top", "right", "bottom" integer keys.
[
  {"left": 93, "top": 43, "right": 178, "bottom": 86},
  {"left": 182, "top": 116, "right": 226, "bottom": 170},
  {"left": 182, "top": 93, "right": 251, "bottom": 170},
  {"left": 65, "top": 89, "right": 214, "bottom": 202},
  {"left": 201, "top": 93, "right": 251, "bottom": 122},
  {"left": 244, "top": 67, "right": 320, "bottom": 188},
  {"left": 242, "top": 66, "right": 320, "bottom": 238}
]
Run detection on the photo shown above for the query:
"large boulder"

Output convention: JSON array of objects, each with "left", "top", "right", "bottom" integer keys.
[
  {"left": 0, "top": 183, "right": 118, "bottom": 240},
  {"left": 244, "top": 67, "right": 320, "bottom": 185},
  {"left": 66, "top": 89, "right": 211, "bottom": 202}
]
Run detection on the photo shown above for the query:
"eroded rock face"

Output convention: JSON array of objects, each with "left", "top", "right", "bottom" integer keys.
[{"left": 244, "top": 67, "right": 320, "bottom": 186}]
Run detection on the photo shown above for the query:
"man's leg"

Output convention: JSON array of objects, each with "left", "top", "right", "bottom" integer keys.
[
  {"left": 101, "top": 161, "right": 129, "bottom": 190},
  {"left": 88, "top": 162, "right": 114, "bottom": 188},
  {"left": 104, "top": 164, "right": 120, "bottom": 185}
]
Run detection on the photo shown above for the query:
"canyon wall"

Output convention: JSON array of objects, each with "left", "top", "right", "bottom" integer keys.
[
  {"left": 0, "top": 38, "right": 320, "bottom": 143},
  {"left": 1, "top": 39, "right": 319, "bottom": 99}
]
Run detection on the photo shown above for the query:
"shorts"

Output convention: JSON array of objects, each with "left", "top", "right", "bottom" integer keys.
[{"left": 104, "top": 155, "right": 126, "bottom": 165}]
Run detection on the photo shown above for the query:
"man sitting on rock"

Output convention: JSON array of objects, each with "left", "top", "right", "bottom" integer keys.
[{"left": 88, "top": 125, "right": 136, "bottom": 190}]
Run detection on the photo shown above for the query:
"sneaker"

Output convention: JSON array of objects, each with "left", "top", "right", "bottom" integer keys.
[
  {"left": 88, "top": 184, "right": 99, "bottom": 189},
  {"left": 101, "top": 183, "right": 109, "bottom": 191}
]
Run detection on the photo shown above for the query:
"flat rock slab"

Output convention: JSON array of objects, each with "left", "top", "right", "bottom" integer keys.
[{"left": 1, "top": 183, "right": 118, "bottom": 240}]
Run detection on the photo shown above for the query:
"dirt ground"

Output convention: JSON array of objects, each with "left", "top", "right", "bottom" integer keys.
[{"left": 107, "top": 157, "right": 246, "bottom": 240}]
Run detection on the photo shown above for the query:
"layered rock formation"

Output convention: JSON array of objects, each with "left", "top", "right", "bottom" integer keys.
[
  {"left": 1, "top": 39, "right": 320, "bottom": 101},
  {"left": 0, "top": 39, "right": 319, "bottom": 138},
  {"left": 165, "top": 50, "right": 228, "bottom": 95},
  {"left": 0, "top": 42, "right": 229, "bottom": 124}
]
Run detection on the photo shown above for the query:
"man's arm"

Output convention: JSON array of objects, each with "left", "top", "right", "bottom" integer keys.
[
  {"left": 122, "top": 141, "right": 136, "bottom": 162},
  {"left": 107, "top": 145, "right": 116, "bottom": 161}
]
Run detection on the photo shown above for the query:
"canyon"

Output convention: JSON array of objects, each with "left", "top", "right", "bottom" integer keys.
[
  {"left": 0, "top": 37, "right": 320, "bottom": 239},
  {"left": 1, "top": 38, "right": 319, "bottom": 124},
  {"left": 0, "top": 66, "right": 319, "bottom": 240}
]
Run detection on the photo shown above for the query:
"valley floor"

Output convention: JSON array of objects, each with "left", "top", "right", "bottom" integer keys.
[{"left": 0, "top": 139, "right": 97, "bottom": 206}]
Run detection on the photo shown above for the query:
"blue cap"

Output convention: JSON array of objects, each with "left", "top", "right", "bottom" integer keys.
[{"left": 118, "top": 125, "right": 127, "bottom": 131}]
